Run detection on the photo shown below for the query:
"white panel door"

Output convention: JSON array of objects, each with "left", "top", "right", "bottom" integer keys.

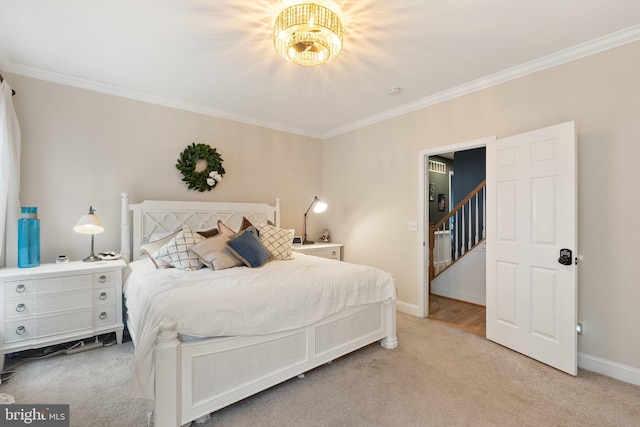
[{"left": 486, "top": 121, "right": 577, "bottom": 375}]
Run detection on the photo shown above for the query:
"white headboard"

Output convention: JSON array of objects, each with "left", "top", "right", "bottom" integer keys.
[{"left": 120, "top": 193, "right": 280, "bottom": 261}]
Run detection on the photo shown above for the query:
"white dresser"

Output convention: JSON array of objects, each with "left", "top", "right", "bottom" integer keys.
[
  {"left": 292, "top": 242, "right": 343, "bottom": 261},
  {"left": 0, "top": 260, "right": 125, "bottom": 371}
]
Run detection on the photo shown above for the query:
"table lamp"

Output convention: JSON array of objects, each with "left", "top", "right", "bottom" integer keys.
[
  {"left": 303, "top": 196, "right": 327, "bottom": 244},
  {"left": 74, "top": 206, "right": 104, "bottom": 262}
]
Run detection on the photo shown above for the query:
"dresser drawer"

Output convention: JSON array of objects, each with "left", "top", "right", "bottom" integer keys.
[
  {"left": 4, "top": 290, "right": 93, "bottom": 320},
  {"left": 3, "top": 319, "right": 34, "bottom": 342},
  {"left": 316, "top": 247, "right": 340, "bottom": 260},
  {"left": 4, "top": 274, "right": 91, "bottom": 297},
  {"left": 302, "top": 247, "right": 341, "bottom": 260},
  {"left": 3, "top": 271, "right": 116, "bottom": 299},
  {"left": 94, "top": 305, "right": 115, "bottom": 327},
  {"left": 3, "top": 280, "right": 35, "bottom": 297},
  {"left": 92, "top": 271, "right": 116, "bottom": 287},
  {"left": 94, "top": 287, "right": 116, "bottom": 305},
  {"left": 3, "top": 296, "right": 34, "bottom": 318},
  {"left": 292, "top": 243, "right": 343, "bottom": 260},
  {"left": 4, "top": 309, "right": 93, "bottom": 344}
]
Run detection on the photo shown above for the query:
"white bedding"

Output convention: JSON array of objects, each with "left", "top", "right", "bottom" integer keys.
[{"left": 124, "top": 253, "right": 396, "bottom": 400}]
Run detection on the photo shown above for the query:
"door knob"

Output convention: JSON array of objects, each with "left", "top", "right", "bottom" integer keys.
[{"left": 558, "top": 248, "right": 573, "bottom": 266}]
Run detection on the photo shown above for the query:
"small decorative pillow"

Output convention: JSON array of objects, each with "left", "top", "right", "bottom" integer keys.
[
  {"left": 217, "top": 220, "right": 236, "bottom": 236},
  {"left": 140, "top": 229, "right": 181, "bottom": 268},
  {"left": 152, "top": 225, "right": 205, "bottom": 271},
  {"left": 240, "top": 216, "right": 255, "bottom": 232},
  {"left": 148, "top": 229, "right": 181, "bottom": 243},
  {"left": 190, "top": 233, "right": 243, "bottom": 270},
  {"left": 196, "top": 226, "right": 219, "bottom": 238},
  {"left": 217, "top": 217, "right": 255, "bottom": 237},
  {"left": 226, "top": 226, "right": 272, "bottom": 268},
  {"left": 259, "top": 224, "right": 294, "bottom": 260}
]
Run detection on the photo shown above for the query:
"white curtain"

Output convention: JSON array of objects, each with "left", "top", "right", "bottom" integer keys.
[{"left": 0, "top": 77, "right": 21, "bottom": 268}]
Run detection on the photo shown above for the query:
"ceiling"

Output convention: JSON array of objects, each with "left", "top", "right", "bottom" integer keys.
[{"left": 1, "top": 0, "right": 640, "bottom": 139}]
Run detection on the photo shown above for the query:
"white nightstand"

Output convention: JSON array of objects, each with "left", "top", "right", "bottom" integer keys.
[
  {"left": 292, "top": 242, "right": 343, "bottom": 261},
  {"left": 0, "top": 259, "right": 126, "bottom": 372}
]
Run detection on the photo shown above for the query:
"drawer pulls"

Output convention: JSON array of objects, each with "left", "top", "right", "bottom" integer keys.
[
  {"left": 99, "top": 275, "right": 107, "bottom": 284},
  {"left": 15, "top": 283, "right": 26, "bottom": 293},
  {"left": 99, "top": 292, "right": 108, "bottom": 300},
  {"left": 16, "top": 303, "right": 26, "bottom": 313},
  {"left": 99, "top": 312, "right": 108, "bottom": 320},
  {"left": 16, "top": 326, "right": 26, "bottom": 335}
]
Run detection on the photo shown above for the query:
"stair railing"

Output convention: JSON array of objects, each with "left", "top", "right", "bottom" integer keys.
[{"left": 429, "top": 180, "right": 486, "bottom": 281}]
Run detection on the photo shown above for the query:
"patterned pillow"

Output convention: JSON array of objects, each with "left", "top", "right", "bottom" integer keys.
[
  {"left": 259, "top": 224, "right": 294, "bottom": 260},
  {"left": 152, "top": 225, "right": 205, "bottom": 271},
  {"left": 141, "top": 229, "right": 181, "bottom": 268},
  {"left": 190, "top": 233, "right": 243, "bottom": 270}
]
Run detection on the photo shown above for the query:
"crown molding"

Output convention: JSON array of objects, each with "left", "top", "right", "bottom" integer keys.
[
  {"left": 321, "top": 24, "right": 640, "bottom": 139},
  {"left": 1, "top": 62, "right": 323, "bottom": 140},
  {"left": 3, "top": 24, "right": 639, "bottom": 141}
]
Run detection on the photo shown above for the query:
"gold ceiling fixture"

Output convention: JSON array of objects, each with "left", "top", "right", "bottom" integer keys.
[{"left": 273, "top": 1, "right": 343, "bottom": 66}]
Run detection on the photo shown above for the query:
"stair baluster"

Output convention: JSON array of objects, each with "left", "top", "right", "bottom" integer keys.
[{"left": 429, "top": 180, "right": 486, "bottom": 282}]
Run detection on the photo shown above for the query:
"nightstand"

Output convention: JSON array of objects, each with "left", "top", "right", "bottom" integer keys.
[
  {"left": 0, "top": 259, "right": 126, "bottom": 372},
  {"left": 291, "top": 242, "right": 343, "bottom": 261}
]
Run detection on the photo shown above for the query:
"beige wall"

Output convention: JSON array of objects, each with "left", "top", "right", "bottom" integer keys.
[
  {"left": 6, "top": 73, "right": 323, "bottom": 264},
  {"left": 323, "top": 41, "right": 640, "bottom": 371},
  {"left": 6, "top": 39, "right": 640, "bottom": 376}
]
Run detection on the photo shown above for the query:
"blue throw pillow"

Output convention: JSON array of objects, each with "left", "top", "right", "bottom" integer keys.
[{"left": 226, "top": 226, "right": 272, "bottom": 268}]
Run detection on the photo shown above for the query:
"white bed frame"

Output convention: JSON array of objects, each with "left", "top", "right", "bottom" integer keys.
[{"left": 120, "top": 193, "right": 398, "bottom": 427}]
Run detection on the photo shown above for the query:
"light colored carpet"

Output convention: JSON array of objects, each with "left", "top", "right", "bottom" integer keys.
[
  {"left": 1, "top": 312, "right": 639, "bottom": 427},
  {"left": 0, "top": 338, "right": 152, "bottom": 426}
]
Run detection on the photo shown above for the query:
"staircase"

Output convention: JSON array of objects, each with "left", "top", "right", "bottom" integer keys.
[{"left": 429, "top": 180, "right": 486, "bottom": 282}]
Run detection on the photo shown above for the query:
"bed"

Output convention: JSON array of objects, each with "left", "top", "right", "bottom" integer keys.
[{"left": 119, "top": 193, "right": 398, "bottom": 427}]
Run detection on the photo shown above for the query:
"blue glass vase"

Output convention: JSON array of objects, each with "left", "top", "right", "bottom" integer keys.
[{"left": 18, "top": 206, "right": 40, "bottom": 268}]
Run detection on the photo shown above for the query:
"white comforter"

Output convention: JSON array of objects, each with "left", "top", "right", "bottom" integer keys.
[{"left": 124, "top": 253, "right": 396, "bottom": 400}]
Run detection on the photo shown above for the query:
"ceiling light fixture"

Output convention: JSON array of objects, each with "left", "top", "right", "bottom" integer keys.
[{"left": 273, "top": 1, "right": 343, "bottom": 66}]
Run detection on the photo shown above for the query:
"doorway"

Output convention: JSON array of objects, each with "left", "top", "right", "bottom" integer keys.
[
  {"left": 417, "top": 137, "right": 494, "bottom": 319},
  {"left": 422, "top": 142, "right": 491, "bottom": 335}
]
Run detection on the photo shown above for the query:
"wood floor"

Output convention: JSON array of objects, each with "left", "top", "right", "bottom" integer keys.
[{"left": 428, "top": 294, "right": 486, "bottom": 337}]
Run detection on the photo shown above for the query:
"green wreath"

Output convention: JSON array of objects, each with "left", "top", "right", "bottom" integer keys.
[{"left": 175, "top": 143, "right": 225, "bottom": 192}]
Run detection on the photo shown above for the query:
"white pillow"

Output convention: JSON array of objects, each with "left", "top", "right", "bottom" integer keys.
[
  {"left": 140, "top": 229, "right": 181, "bottom": 268},
  {"left": 259, "top": 224, "right": 294, "bottom": 260},
  {"left": 148, "top": 229, "right": 180, "bottom": 243},
  {"left": 152, "top": 225, "right": 205, "bottom": 271},
  {"left": 190, "top": 233, "right": 243, "bottom": 270}
]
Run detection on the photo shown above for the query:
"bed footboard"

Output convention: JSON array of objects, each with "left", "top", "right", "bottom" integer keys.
[
  {"left": 155, "top": 319, "right": 182, "bottom": 427},
  {"left": 153, "top": 300, "right": 397, "bottom": 427},
  {"left": 381, "top": 299, "right": 398, "bottom": 349}
]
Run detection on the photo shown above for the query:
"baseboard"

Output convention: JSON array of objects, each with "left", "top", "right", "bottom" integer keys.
[
  {"left": 396, "top": 305, "right": 639, "bottom": 387},
  {"left": 578, "top": 352, "right": 640, "bottom": 387},
  {"left": 396, "top": 300, "right": 423, "bottom": 317},
  {"left": 430, "top": 288, "right": 486, "bottom": 306}
]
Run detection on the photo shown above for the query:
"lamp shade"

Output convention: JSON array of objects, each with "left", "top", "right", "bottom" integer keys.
[
  {"left": 73, "top": 207, "right": 104, "bottom": 235},
  {"left": 313, "top": 200, "right": 327, "bottom": 213}
]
